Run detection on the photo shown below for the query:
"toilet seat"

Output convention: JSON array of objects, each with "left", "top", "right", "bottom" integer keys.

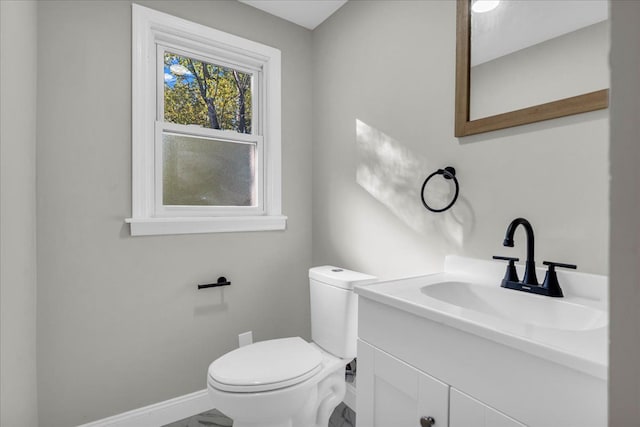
[{"left": 208, "top": 337, "right": 323, "bottom": 393}]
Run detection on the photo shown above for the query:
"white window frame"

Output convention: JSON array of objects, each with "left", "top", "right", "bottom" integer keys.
[{"left": 126, "top": 4, "right": 285, "bottom": 236}]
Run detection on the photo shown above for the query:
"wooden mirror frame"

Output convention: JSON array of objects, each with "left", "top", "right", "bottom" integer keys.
[{"left": 454, "top": 0, "right": 609, "bottom": 137}]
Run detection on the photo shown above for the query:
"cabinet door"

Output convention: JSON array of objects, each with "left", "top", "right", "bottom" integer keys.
[
  {"left": 450, "top": 388, "right": 526, "bottom": 427},
  {"left": 357, "top": 340, "right": 449, "bottom": 427}
]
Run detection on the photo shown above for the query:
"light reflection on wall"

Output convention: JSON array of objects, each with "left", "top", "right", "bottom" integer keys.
[{"left": 355, "top": 119, "right": 472, "bottom": 248}]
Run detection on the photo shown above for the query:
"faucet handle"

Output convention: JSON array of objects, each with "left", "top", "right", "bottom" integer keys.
[
  {"left": 493, "top": 256, "right": 519, "bottom": 262},
  {"left": 493, "top": 256, "right": 520, "bottom": 283},
  {"left": 542, "top": 261, "right": 577, "bottom": 270},
  {"left": 541, "top": 261, "right": 576, "bottom": 298}
]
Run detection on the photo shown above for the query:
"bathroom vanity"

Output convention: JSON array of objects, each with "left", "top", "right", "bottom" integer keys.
[{"left": 355, "top": 256, "right": 608, "bottom": 427}]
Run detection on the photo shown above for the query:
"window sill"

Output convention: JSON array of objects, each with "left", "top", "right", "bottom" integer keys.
[{"left": 125, "top": 216, "right": 287, "bottom": 236}]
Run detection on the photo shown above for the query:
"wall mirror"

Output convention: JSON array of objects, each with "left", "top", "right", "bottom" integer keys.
[{"left": 455, "top": 0, "right": 610, "bottom": 137}]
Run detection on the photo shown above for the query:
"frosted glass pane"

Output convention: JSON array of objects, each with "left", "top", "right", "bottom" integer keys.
[
  {"left": 164, "top": 52, "right": 252, "bottom": 134},
  {"left": 162, "top": 133, "right": 256, "bottom": 206}
]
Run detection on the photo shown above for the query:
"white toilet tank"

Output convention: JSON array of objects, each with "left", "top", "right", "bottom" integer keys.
[{"left": 309, "top": 266, "right": 377, "bottom": 359}]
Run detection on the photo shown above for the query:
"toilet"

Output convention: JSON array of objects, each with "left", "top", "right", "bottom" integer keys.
[{"left": 206, "top": 266, "right": 377, "bottom": 427}]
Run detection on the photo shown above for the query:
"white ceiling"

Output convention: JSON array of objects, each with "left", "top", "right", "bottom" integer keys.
[{"left": 238, "top": 0, "right": 348, "bottom": 30}]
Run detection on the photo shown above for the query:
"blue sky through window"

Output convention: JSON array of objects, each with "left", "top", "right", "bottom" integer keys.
[{"left": 164, "top": 56, "right": 195, "bottom": 88}]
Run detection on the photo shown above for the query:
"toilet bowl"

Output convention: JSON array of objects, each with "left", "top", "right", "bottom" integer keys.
[
  {"left": 206, "top": 266, "right": 376, "bottom": 427},
  {"left": 207, "top": 338, "right": 346, "bottom": 427}
]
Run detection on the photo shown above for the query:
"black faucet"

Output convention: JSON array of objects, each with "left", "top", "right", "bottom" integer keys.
[
  {"left": 493, "top": 218, "right": 577, "bottom": 298},
  {"left": 503, "top": 217, "right": 538, "bottom": 286}
]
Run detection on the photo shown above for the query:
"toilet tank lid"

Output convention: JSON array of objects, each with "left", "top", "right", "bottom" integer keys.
[{"left": 309, "top": 266, "right": 377, "bottom": 290}]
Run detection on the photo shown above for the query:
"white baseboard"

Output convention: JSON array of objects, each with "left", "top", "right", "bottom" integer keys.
[{"left": 76, "top": 389, "right": 211, "bottom": 427}]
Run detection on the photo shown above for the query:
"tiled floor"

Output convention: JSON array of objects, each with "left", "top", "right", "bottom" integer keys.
[
  {"left": 163, "top": 409, "right": 231, "bottom": 427},
  {"left": 163, "top": 402, "right": 356, "bottom": 427},
  {"left": 329, "top": 403, "right": 356, "bottom": 427}
]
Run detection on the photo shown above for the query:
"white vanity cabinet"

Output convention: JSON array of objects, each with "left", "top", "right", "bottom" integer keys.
[
  {"left": 357, "top": 339, "right": 524, "bottom": 427},
  {"left": 354, "top": 257, "right": 608, "bottom": 426},
  {"left": 355, "top": 294, "right": 607, "bottom": 426},
  {"left": 357, "top": 340, "right": 449, "bottom": 427},
  {"left": 449, "top": 388, "right": 525, "bottom": 427}
]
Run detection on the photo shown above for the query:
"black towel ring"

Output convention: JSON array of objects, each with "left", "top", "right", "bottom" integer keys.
[{"left": 420, "top": 166, "right": 459, "bottom": 213}]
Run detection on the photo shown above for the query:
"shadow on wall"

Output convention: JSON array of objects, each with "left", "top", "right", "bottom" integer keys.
[{"left": 355, "top": 119, "right": 475, "bottom": 249}]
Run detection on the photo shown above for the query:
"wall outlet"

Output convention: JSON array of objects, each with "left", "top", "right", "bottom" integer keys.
[{"left": 238, "top": 331, "right": 253, "bottom": 348}]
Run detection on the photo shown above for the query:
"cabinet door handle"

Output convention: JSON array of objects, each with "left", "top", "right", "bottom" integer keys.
[{"left": 420, "top": 416, "right": 436, "bottom": 426}]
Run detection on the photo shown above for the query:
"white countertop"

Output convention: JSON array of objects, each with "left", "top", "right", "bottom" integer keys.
[{"left": 355, "top": 256, "right": 608, "bottom": 380}]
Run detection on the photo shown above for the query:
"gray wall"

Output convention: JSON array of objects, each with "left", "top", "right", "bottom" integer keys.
[
  {"left": 0, "top": 2, "right": 39, "bottom": 426},
  {"left": 312, "top": 0, "right": 609, "bottom": 281},
  {"left": 609, "top": 1, "right": 640, "bottom": 425},
  {"left": 35, "top": 2, "right": 312, "bottom": 426}
]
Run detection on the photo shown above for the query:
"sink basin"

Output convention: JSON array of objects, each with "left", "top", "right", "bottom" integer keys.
[{"left": 420, "top": 281, "right": 607, "bottom": 331}]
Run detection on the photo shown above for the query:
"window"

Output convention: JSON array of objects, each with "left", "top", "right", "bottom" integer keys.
[{"left": 127, "top": 4, "right": 285, "bottom": 236}]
